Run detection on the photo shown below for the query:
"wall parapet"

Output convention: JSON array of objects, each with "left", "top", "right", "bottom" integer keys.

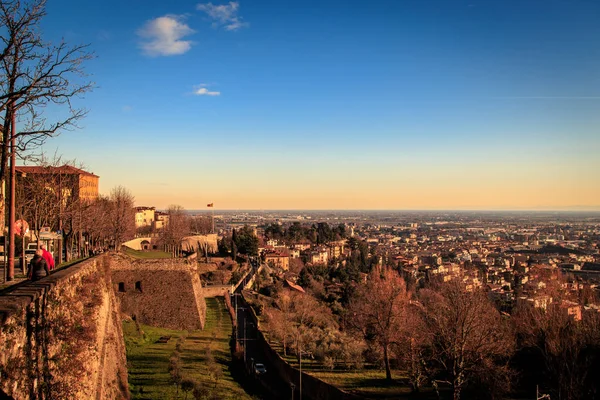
[{"left": 0, "top": 255, "right": 130, "bottom": 400}]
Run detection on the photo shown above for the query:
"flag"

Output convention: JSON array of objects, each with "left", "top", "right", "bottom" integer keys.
[{"left": 207, "top": 203, "right": 214, "bottom": 207}]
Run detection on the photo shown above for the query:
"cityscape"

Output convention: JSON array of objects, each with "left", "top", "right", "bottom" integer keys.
[{"left": 0, "top": 1, "right": 599, "bottom": 400}]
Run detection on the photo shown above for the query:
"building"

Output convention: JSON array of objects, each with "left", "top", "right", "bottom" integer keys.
[
  {"left": 327, "top": 240, "right": 345, "bottom": 259},
  {"left": 308, "top": 248, "right": 329, "bottom": 265},
  {"left": 264, "top": 251, "right": 290, "bottom": 270},
  {"left": 154, "top": 211, "right": 169, "bottom": 230},
  {"left": 15, "top": 165, "right": 99, "bottom": 203},
  {"left": 135, "top": 207, "right": 156, "bottom": 228}
]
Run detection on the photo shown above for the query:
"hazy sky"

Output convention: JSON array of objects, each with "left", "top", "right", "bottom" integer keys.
[{"left": 36, "top": 0, "right": 600, "bottom": 210}]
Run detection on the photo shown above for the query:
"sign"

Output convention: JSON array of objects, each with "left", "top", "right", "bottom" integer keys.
[
  {"left": 40, "top": 232, "right": 61, "bottom": 240},
  {"left": 15, "top": 220, "right": 29, "bottom": 236}
]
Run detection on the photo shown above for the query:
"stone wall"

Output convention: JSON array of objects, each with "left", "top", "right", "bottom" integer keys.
[
  {"left": 110, "top": 254, "right": 206, "bottom": 330},
  {"left": 0, "top": 256, "right": 130, "bottom": 400},
  {"left": 202, "top": 285, "right": 233, "bottom": 298},
  {"left": 181, "top": 234, "right": 218, "bottom": 253}
]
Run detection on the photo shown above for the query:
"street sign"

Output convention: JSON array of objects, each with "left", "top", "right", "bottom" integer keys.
[
  {"left": 15, "top": 220, "right": 29, "bottom": 236},
  {"left": 40, "top": 232, "right": 61, "bottom": 240}
]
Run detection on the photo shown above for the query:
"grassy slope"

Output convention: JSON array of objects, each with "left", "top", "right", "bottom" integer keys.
[
  {"left": 268, "top": 339, "right": 438, "bottom": 399},
  {"left": 124, "top": 297, "right": 251, "bottom": 400},
  {"left": 122, "top": 247, "right": 173, "bottom": 259}
]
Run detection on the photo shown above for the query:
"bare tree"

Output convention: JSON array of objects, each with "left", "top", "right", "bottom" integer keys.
[
  {"left": 189, "top": 215, "right": 212, "bottom": 234},
  {"left": 418, "top": 280, "right": 514, "bottom": 400},
  {"left": 16, "top": 155, "right": 90, "bottom": 264},
  {"left": 395, "top": 303, "right": 430, "bottom": 392},
  {"left": 15, "top": 163, "right": 59, "bottom": 245},
  {"left": 159, "top": 204, "right": 190, "bottom": 252},
  {"left": 107, "top": 186, "right": 135, "bottom": 250},
  {"left": 513, "top": 300, "right": 600, "bottom": 400},
  {"left": 0, "top": 0, "right": 93, "bottom": 226},
  {"left": 83, "top": 195, "right": 112, "bottom": 252},
  {"left": 348, "top": 268, "right": 410, "bottom": 381}
]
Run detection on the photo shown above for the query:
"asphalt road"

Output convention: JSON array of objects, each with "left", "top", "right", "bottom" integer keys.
[{"left": 233, "top": 260, "right": 294, "bottom": 400}]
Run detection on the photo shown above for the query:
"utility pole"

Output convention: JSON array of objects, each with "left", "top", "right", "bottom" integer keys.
[
  {"left": 299, "top": 348, "right": 302, "bottom": 400},
  {"left": 6, "top": 110, "right": 16, "bottom": 281}
]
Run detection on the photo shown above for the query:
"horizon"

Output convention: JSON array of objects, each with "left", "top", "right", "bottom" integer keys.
[{"left": 180, "top": 208, "right": 600, "bottom": 213}]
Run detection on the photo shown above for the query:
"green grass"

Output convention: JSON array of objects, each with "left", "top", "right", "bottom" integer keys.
[
  {"left": 122, "top": 247, "right": 173, "bottom": 259},
  {"left": 268, "top": 340, "right": 437, "bottom": 399},
  {"left": 124, "top": 297, "right": 252, "bottom": 400},
  {"left": 309, "top": 370, "right": 437, "bottom": 399}
]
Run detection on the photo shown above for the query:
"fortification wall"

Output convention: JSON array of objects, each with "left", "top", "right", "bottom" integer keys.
[
  {"left": 0, "top": 256, "right": 130, "bottom": 400},
  {"left": 110, "top": 254, "right": 206, "bottom": 330}
]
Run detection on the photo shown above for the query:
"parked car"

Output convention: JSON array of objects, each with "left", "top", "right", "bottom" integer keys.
[
  {"left": 25, "top": 249, "right": 36, "bottom": 263},
  {"left": 254, "top": 363, "right": 267, "bottom": 375}
]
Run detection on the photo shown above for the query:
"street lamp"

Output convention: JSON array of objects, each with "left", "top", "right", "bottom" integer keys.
[{"left": 290, "top": 382, "right": 295, "bottom": 400}]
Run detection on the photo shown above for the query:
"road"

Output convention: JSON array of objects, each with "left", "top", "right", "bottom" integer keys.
[{"left": 233, "top": 259, "right": 294, "bottom": 400}]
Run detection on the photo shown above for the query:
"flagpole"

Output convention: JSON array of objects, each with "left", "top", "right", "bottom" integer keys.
[{"left": 207, "top": 203, "right": 214, "bottom": 234}]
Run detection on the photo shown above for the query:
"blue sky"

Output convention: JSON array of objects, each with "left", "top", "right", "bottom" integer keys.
[{"left": 37, "top": 0, "right": 600, "bottom": 209}]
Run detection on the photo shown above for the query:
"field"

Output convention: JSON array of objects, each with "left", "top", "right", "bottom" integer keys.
[{"left": 124, "top": 297, "right": 252, "bottom": 400}]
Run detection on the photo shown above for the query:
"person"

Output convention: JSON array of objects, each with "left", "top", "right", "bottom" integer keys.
[
  {"left": 40, "top": 244, "right": 55, "bottom": 271},
  {"left": 28, "top": 250, "right": 50, "bottom": 281}
]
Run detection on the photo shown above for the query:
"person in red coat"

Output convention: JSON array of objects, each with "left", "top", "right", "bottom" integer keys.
[{"left": 40, "top": 244, "right": 55, "bottom": 271}]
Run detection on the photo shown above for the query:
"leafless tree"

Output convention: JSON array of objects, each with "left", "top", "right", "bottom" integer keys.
[
  {"left": 348, "top": 268, "right": 411, "bottom": 381},
  {"left": 83, "top": 195, "right": 112, "bottom": 252},
  {"left": 107, "top": 186, "right": 135, "bottom": 250},
  {"left": 395, "top": 302, "right": 430, "bottom": 392},
  {"left": 189, "top": 215, "right": 212, "bottom": 235},
  {"left": 0, "top": 0, "right": 93, "bottom": 226},
  {"left": 159, "top": 204, "right": 190, "bottom": 251},
  {"left": 16, "top": 155, "right": 89, "bottom": 263},
  {"left": 513, "top": 300, "right": 600, "bottom": 400},
  {"left": 418, "top": 279, "right": 514, "bottom": 400}
]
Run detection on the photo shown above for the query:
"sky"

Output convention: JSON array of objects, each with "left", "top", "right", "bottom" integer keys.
[{"left": 32, "top": 0, "right": 600, "bottom": 210}]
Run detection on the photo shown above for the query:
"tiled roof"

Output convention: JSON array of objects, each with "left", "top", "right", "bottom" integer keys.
[{"left": 15, "top": 165, "right": 98, "bottom": 177}]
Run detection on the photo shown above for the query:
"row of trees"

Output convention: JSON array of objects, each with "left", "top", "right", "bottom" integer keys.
[
  {"left": 14, "top": 158, "right": 137, "bottom": 259},
  {"left": 263, "top": 268, "right": 600, "bottom": 400},
  {"left": 264, "top": 222, "right": 347, "bottom": 245}
]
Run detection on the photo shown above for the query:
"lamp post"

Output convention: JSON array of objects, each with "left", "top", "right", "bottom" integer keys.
[{"left": 290, "top": 382, "right": 295, "bottom": 400}]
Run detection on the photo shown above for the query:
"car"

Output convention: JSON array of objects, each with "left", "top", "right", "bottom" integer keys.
[
  {"left": 25, "top": 249, "right": 36, "bottom": 263},
  {"left": 254, "top": 363, "right": 266, "bottom": 375}
]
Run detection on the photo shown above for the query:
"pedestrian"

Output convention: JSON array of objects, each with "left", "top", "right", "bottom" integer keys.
[
  {"left": 28, "top": 250, "right": 50, "bottom": 281},
  {"left": 40, "top": 244, "right": 55, "bottom": 271}
]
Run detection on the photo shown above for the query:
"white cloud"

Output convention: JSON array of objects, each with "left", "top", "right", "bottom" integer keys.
[
  {"left": 194, "top": 85, "right": 221, "bottom": 96},
  {"left": 196, "top": 1, "right": 247, "bottom": 31},
  {"left": 137, "top": 15, "right": 195, "bottom": 56}
]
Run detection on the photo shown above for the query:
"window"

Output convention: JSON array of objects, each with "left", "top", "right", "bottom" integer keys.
[
  {"left": 118, "top": 282, "right": 125, "bottom": 292},
  {"left": 135, "top": 281, "right": 142, "bottom": 293}
]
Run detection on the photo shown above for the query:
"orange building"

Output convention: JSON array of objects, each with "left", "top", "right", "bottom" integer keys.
[{"left": 15, "top": 165, "right": 99, "bottom": 203}]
